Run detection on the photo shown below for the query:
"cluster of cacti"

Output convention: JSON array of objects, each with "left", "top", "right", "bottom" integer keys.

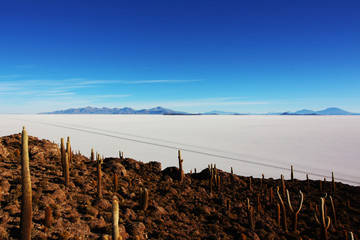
[
  {"left": 314, "top": 197, "right": 331, "bottom": 240},
  {"left": 276, "top": 186, "right": 287, "bottom": 231},
  {"left": 286, "top": 189, "right": 303, "bottom": 231},
  {"left": 119, "top": 151, "right": 124, "bottom": 159},
  {"left": 208, "top": 164, "right": 221, "bottom": 193},
  {"left": 60, "top": 137, "right": 71, "bottom": 187},
  {"left": 139, "top": 188, "right": 149, "bottom": 211},
  {"left": 9, "top": 127, "right": 358, "bottom": 239}
]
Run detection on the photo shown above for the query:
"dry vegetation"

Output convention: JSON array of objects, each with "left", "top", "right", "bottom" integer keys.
[{"left": 0, "top": 132, "right": 359, "bottom": 239}]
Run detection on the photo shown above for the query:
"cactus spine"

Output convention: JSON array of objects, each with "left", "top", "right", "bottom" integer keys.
[
  {"left": 139, "top": 188, "right": 149, "bottom": 211},
  {"left": 276, "top": 186, "right": 287, "bottom": 232},
  {"left": 286, "top": 189, "right": 304, "bottom": 231},
  {"left": 314, "top": 197, "right": 331, "bottom": 240},
  {"left": 112, "top": 196, "right": 119, "bottom": 240},
  {"left": 20, "top": 127, "right": 32, "bottom": 240},
  {"left": 291, "top": 165, "right": 294, "bottom": 181}
]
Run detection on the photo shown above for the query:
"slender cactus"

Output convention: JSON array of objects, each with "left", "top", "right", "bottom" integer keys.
[
  {"left": 277, "top": 203, "right": 281, "bottom": 226},
  {"left": 97, "top": 156, "right": 102, "bottom": 197},
  {"left": 329, "top": 195, "right": 337, "bottom": 228},
  {"left": 314, "top": 197, "right": 331, "bottom": 240},
  {"left": 112, "top": 196, "right": 119, "bottom": 240},
  {"left": 178, "top": 150, "right": 184, "bottom": 182},
  {"left": 270, "top": 187, "right": 274, "bottom": 204},
  {"left": 349, "top": 232, "right": 354, "bottom": 240},
  {"left": 20, "top": 127, "right": 32, "bottom": 240},
  {"left": 139, "top": 188, "right": 149, "bottom": 211},
  {"left": 307, "top": 174, "right": 310, "bottom": 188},
  {"left": 64, "top": 153, "right": 70, "bottom": 187},
  {"left": 246, "top": 198, "right": 255, "bottom": 230},
  {"left": 226, "top": 199, "right": 231, "bottom": 214},
  {"left": 60, "top": 138, "right": 66, "bottom": 175},
  {"left": 286, "top": 189, "right": 304, "bottom": 231},
  {"left": 276, "top": 186, "right": 287, "bottom": 232},
  {"left": 332, "top": 172, "right": 336, "bottom": 192},
  {"left": 248, "top": 177, "right": 252, "bottom": 191},
  {"left": 281, "top": 175, "right": 286, "bottom": 198},
  {"left": 44, "top": 205, "right": 52, "bottom": 230},
  {"left": 66, "top": 137, "right": 71, "bottom": 164},
  {"left": 91, "top": 148, "right": 94, "bottom": 162}
]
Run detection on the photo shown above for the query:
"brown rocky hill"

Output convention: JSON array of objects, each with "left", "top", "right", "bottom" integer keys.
[{"left": 0, "top": 133, "right": 359, "bottom": 239}]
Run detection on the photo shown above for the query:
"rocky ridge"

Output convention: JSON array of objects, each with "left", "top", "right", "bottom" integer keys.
[{"left": 0, "top": 133, "right": 359, "bottom": 239}]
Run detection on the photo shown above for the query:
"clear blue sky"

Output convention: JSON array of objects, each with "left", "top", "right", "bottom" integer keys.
[{"left": 1, "top": 0, "right": 359, "bottom": 113}]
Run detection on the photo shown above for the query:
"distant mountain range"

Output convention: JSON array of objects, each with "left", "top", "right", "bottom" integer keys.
[
  {"left": 42, "top": 106, "right": 189, "bottom": 115},
  {"left": 41, "top": 107, "right": 360, "bottom": 115},
  {"left": 282, "top": 107, "right": 359, "bottom": 115}
]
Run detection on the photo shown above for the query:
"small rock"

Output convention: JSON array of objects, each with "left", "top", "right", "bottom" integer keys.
[{"left": 127, "top": 222, "right": 146, "bottom": 238}]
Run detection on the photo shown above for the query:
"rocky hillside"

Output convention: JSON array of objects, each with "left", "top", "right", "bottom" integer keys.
[{"left": 0, "top": 133, "right": 359, "bottom": 239}]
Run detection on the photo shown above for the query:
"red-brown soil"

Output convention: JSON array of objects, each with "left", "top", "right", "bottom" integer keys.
[{"left": 0, "top": 133, "right": 359, "bottom": 239}]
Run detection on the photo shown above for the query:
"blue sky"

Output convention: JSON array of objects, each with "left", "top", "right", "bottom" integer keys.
[{"left": 0, "top": 0, "right": 359, "bottom": 113}]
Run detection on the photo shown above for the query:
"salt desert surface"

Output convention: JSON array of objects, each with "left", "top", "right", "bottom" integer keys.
[{"left": 0, "top": 114, "right": 359, "bottom": 185}]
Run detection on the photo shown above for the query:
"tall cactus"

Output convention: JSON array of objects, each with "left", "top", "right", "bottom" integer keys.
[
  {"left": 276, "top": 186, "right": 287, "bottom": 232},
  {"left": 246, "top": 198, "right": 255, "bottom": 230},
  {"left": 91, "top": 148, "right": 95, "bottom": 162},
  {"left": 60, "top": 138, "right": 66, "bottom": 175},
  {"left": 178, "top": 150, "right": 184, "bottom": 182},
  {"left": 112, "top": 196, "right": 119, "bottom": 240},
  {"left": 44, "top": 205, "right": 52, "bottom": 230},
  {"left": 20, "top": 127, "right": 32, "bottom": 240},
  {"left": 314, "top": 197, "right": 331, "bottom": 240},
  {"left": 64, "top": 153, "right": 70, "bottom": 187},
  {"left": 97, "top": 155, "right": 102, "bottom": 198},
  {"left": 286, "top": 189, "right": 304, "bottom": 231},
  {"left": 139, "top": 188, "right": 149, "bottom": 211},
  {"left": 66, "top": 137, "right": 71, "bottom": 164}
]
